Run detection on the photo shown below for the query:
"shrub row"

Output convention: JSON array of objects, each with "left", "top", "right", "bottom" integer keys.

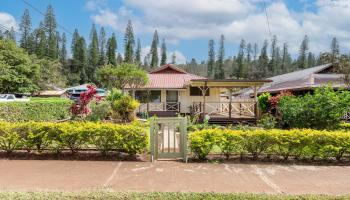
[
  {"left": 189, "top": 128, "right": 350, "bottom": 161},
  {"left": 0, "top": 121, "right": 148, "bottom": 155},
  {"left": 0, "top": 98, "right": 72, "bottom": 122}
]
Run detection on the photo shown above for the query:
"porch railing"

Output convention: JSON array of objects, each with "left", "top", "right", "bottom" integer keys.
[
  {"left": 192, "top": 99, "right": 257, "bottom": 119},
  {"left": 138, "top": 102, "right": 180, "bottom": 113}
]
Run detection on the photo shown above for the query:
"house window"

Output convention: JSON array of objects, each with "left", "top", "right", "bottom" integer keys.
[
  {"left": 190, "top": 86, "right": 209, "bottom": 96},
  {"left": 135, "top": 90, "right": 161, "bottom": 103}
]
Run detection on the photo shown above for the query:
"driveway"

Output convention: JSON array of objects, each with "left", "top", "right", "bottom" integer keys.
[{"left": 0, "top": 160, "right": 349, "bottom": 195}]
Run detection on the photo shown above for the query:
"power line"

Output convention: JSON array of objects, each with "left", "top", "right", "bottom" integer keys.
[
  {"left": 21, "top": 0, "right": 73, "bottom": 36},
  {"left": 263, "top": 0, "right": 272, "bottom": 38},
  {"left": 0, "top": 23, "right": 20, "bottom": 35}
]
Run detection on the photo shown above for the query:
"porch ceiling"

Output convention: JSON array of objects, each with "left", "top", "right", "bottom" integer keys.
[{"left": 190, "top": 79, "right": 272, "bottom": 88}]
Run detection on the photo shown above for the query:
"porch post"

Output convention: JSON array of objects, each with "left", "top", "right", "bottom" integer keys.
[
  {"left": 147, "top": 90, "right": 150, "bottom": 113},
  {"left": 228, "top": 89, "right": 232, "bottom": 120},
  {"left": 201, "top": 81, "right": 208, "bottom": 120},
  {"left": 253, "top": 86, "right": 258, "bottom": 119}
]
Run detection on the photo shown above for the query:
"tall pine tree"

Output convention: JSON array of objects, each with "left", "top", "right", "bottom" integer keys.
[
  {"left": 44, "top": 5, "right": 58, "bottom": 59},
  {"left": 268, "top": 35, "right": 278, "bottom": 76},
  {"left": 214, "top": 35, "right": 225, "bottom": 79},
  {"left": 135, "top": 38, "right": 142, "bottom": 66},
  {"left": 297, "top": 35, "right": 309, "bottom": 69},
  {"left": 59, "top": 33, "right": 67, "bottom": 69},
  {"left": 19, "top": 9, "right": 32, "bottom": 51},
  {"left": 106, "top": 33, "right": 117, "bottom": 66},
  {"left": 258, "top": 40, "right": 269, "bottom": 78},
  {"left": 235, "top": 39, "right": 246, "bottom": 79},
  {"left": 330, "top": 37, "right": 340, "bottom": 64},
  {"left": 150, "top": 30, "right": 159, "bottom": 68},
  {"left": 160, "top": 38, "right": 167, "bottom": 65},
  {"left": 98, "top": 27, "right": 107, "bottom": 66},
  {"left": 207, "top": 39, "right": 215, "bottom": 78},
  {"left": 34, "top": 23, "right": 47, "bottom": 58},
  {"left": 88, "top": 23, "right": 99, "bottom": 82},
  {"left": 124, "top": 20, "right": 135, "bottom": 63}
]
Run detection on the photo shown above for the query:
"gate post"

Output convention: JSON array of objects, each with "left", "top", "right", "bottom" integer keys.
[{"left": 181, "top": 117, "right": 188, "bottom": 162}]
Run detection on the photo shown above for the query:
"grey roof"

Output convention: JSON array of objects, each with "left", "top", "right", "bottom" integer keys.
[{"left": 236, "top": 63, "right": 346, "bottom": 96}]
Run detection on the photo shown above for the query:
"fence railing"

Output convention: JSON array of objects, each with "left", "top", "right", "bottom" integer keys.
[
  {"left": 192, "top": 100, "right": 257, "bottom": 119},
  {"left": 138, "top": 102, "right": 180, "bottom": 113}
]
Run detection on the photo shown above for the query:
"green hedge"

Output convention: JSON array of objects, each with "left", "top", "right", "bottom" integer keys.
[
  {"left": 189, "top": 128, "right": 350, "bottom": 160},
  {"left": 0, "top": 121, "right": 148, "bottom": 155},
  {"left": 0, "top": 98, "right": 72, "bottom": 122}
]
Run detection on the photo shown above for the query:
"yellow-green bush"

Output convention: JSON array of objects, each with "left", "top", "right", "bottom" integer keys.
[
  {"left": 189, "top": 129, "right": 350, "bottom": 160},
  {"left": 0, "top": 122, "right": 148, "bottom": 155}
]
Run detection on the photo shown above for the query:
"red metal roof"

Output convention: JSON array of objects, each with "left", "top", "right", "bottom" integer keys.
[{"left": 140, "top": 64, "right": 205, "bottom": 89}]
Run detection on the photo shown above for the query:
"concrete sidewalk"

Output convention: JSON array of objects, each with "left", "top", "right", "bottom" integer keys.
[{"left": 0, "top": 160, "right": 349, "bottom": 195}]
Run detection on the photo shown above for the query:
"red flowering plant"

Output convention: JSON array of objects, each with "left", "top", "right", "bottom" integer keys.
[
  {"left": 70, "top": 85, "right": 101, "bottom": 119},
  {"left": 268, "top": 91, "right": 293, "bottom": 115}
]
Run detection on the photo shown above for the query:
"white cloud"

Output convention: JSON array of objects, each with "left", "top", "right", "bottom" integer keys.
[
  {"left": 87, "top": 0, "right": 350, "bottom": 55},
  {"left": 0, "top": 12, "right": 18, "bottom": 31},
  {"left": 141, "top": 46, "right": 186, "bottom": 64}
]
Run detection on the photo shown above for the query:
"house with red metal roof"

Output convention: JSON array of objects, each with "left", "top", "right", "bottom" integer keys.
[{"left": 131, "top": 64, "right": 271, "bottom": 124}]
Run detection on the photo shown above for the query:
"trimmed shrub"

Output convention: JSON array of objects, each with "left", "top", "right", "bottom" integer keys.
[
  {"left": 189, "top": 128, "right": 350, "bottom": 161},
  {"left": 0, "top": 98, "right": 72, "bottom": 122},
  {"left": 0, "top": 122, "right": 148, "bottom": 156},
  {"left": 112, "top": 95, "right": 139, "bottom": 122},
  {"left": 218, "top": 130, "right": 243, "bottom": 159},
  {"left": 188, "top": 129, "right": 220, "bottom": 160},
  {"left": 278, "top": 86, "right": 350, "bottom": 129},
  {"left": 86, "top": 100, "right": 112, "bottom": 121}
]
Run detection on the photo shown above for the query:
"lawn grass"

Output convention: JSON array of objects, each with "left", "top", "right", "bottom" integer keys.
[{"left": 0, "top": 191, "right": 348, "bottom": 200}]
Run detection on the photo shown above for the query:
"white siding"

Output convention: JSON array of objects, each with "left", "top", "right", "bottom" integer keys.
[{"left": 178, "top": 87, "right": 221, "bottom": 113}]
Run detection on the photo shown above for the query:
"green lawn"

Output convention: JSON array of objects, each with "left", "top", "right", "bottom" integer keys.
[{"left": 0, "top": 191, "right": 348, "bottom": 200}]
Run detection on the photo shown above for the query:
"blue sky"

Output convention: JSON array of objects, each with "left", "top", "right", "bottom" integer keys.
[{"left": 0, "top": 0, "right": 349, "bottom": 63}]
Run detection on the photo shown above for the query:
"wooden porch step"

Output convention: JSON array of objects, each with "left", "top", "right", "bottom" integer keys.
[{"left": 208, "top": 118, "right": 257, "bottom": 126}]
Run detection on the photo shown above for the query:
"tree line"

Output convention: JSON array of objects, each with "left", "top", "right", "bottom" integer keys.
[
  {"left": 1, "top": 5, "right": 350, "bottom": 92},
  {"left": 181, "top": 35, "right": 350, "bottom": 79}
]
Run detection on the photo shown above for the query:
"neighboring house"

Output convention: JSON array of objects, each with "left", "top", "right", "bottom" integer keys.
[
  {"left": 32, "top": 90, "right": 67, "bottom": 98},
  {"left": 236, "top": 63, "right": 347, "bottom": 97},
  {"left": 66, "top": 84, "right": 107, "bottom": 101},
  {"left": 128, "top": 64, "right": 270, "bottom": 124},
  {"left": 235, "top": 63, "right": 350, "bottom": 121}
]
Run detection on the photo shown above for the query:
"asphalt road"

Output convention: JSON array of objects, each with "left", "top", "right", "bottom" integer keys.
[{"left": 0, "top": 160, "right": 349, "bottom": 195}]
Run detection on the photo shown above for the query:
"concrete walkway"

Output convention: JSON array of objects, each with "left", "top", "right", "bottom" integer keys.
[{"left": 0, "top": 160, "right": 349, "bottom": 195}]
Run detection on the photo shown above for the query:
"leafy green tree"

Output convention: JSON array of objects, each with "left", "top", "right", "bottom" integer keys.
[
  {"left": 34, "top": 58, "right": 66, "bottom": 89},
  {"left": 97, "top": 63, "right": 148, "bottom": 90},
  {"left": 214, "top": 35, "right": 225, "bottom": 79},
  {"left": 207, "top": 39, "right": 215, "bottom": 78},
  {"left": 98, "top": 27, "right": 107, "bottom": 66},
  {"left": 88, "top": 24, "right": 99, "bottom": 82},
  {"left": 19, "top": 9, "right": 32, "bottom": 51},
  {"left": 160, "top": 38, "right": 167, "bottom": 65},
  {"left": 297, "top": 35, "right": 309, "bottom": 69},
  {"left": 150, "top": 30, "right": 159, "bottom": 68},
  {"left": 135, "top": 38, "right": 141, "bottom": 66},
  {"left": 44, "top": 5, "right": 58, "bottom": 59},
  {"left": 124, "top": 20, "right": 135, "bottom": 63},
  {"left": 0, "top": 40, "right": 40, "bottom": 93},
  {"left": 106, "top": 33, "right": 117, "bottom": 65}
]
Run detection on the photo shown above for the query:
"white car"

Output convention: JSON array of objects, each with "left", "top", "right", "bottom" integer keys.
[{"left": 0, "top": 94, "right": 30, "bottom": 102}]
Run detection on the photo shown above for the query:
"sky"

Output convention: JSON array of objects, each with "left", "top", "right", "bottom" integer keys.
[{"left": 0, "top": 0, "right": 350, "bottom": 64}]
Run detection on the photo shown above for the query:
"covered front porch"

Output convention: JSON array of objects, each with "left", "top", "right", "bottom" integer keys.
[{"left": 189, "top": 79, "right": 272, "bottom": 124}]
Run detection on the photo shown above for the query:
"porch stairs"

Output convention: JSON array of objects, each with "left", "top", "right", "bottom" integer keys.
[{"left": 208, "top": 118, "right": 257, "bottom": 126}]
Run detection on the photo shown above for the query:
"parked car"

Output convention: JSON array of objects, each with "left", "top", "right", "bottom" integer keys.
[{"left": 0, "top": 94, "right": 30, "bottom": 102}]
